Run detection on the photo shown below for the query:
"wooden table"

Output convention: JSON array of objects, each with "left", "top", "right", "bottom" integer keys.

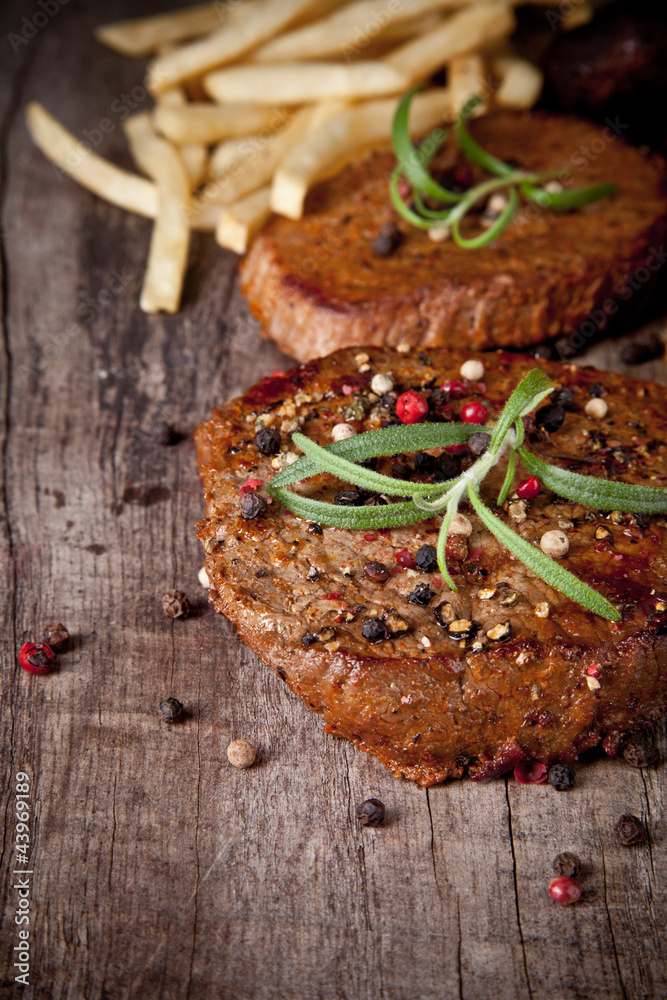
[{"left": 1, "top": 3, "right": 666, "bottom": 997}]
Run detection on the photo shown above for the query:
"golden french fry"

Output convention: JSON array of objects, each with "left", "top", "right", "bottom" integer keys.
[
  {"left": 95, "top": 3, "right": 223, "bottom": 57},
  {"left": 155, "top": 85, "right": 208, "bottom": 188},
  {"left": 493, "top": 56, "right": 544, "bottom": 109},
  {"left": 385, "top": 2, "right": 515, "bottom": 83},
  {"left": 251, "top": 0, "right": 482, "bottom": 63},
  {"left": 25, "top": 101, "right": 158, "bottom": 217},
  {"left": 215, "top": 186, "right": 272, "bottom": 255},
  {"left": 204, "top": 60, "right": 407, "bottom": 105},
  {"left": 153, "top": 103, "right": 290, "bottom": 145},
  {"left": 189, "top": 199, "right": 225, "bottom": 232},
  {"left": 271, "top": 87, "right": 452, "bottom": 220},
  {"left": 123, "top": 113, "right": 191, "bottom": 313},
  {"left": 448, "top": 53, "right": 488, "bottom": 114},
  {"left": 147, "top": 0, "right": 340, "bottom": 95}
]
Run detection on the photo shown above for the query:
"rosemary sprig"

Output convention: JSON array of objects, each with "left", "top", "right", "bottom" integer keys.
[
  {"left": 266, "top": 371, "right": 667, "bottom": 622},
  {"left": 389, "top": 90, "right": 615, "bottom": 248}
]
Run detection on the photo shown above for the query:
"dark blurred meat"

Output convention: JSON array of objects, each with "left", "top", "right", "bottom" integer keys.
[{"left": 545, "top": 2, "right": 667, "bottom": 147}]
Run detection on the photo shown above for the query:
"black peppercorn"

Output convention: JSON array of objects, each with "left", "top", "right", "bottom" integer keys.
[
  {"left": 620, "top": 333, "right": 663, "bottom": 366},
  {"left": 589, "top": 382, "right": 606, "bottom": 398},
  {"left": 356, "top": 798, "right": 385, "bottom": 826},
  {"left": 42, "top": 621, "right": 69, "bottom": 652},
  {"left": 391, "top": 459, "right": 413, "bottom": 480},
  {"left": 333, "top": 489, "right": 365, "bottom": 506},
  {"left": 152, "top": 421, "right": 178, "bottom": 446},
  {"left": 615, "top": 814, "right": 646, "bottom": 846},
  {"left": 413, "top": 452, "right": 435, "bottom": 476},
  {"left": 622, "top": 733, "right": 659, "bottom": 769},
  {"left": 548, "top": 764, "right": 575, "bottom": 791},
  {"left": 415, "top": 544, "right": 438, "bottom": 573},
  {"left": 361, "top": 618, "right": 387, "bottom": 643},
  {"left": 162, "top": 590, "right": 190, "bottom": 619},
  {"left": 364, "top": 560, "right": 390, "bottom": 583},
  {"left": 408, "top": 583, "right": 433, "bottom": 606},
  {"left": 301, "top": 632, "right": 319, "bottom": 646},
  {"left": 159, "top": 697, "right": 184, "bottom": 723},
  {"left": 307, "top": 522, "right": 323, "bottom": 535},
  {"left": 551, "top": 387, "right": 575, "bottom": 411},
  {"left": 552, "top": 852, "right": 582, "bottom": 878},
  {"left": 535, "top": 403, "right": 565, "bottom": 432},
  {"left": 253, "top": 427, "right": 281, "bottom": 455},
  {"left": 358, "top": 457, "right": 378, "bottom": 470},
  {"left": 434, "top": 453, "right": 461, "bottom": 481},
  {"left": 372, "top": 221, "right": 402, "bottom": 257},
  {"left": 468, "top": 432, "right": 491, "bottom": 456},
  {"left": 239, "top": 492, "right": 268, "bottom": 519}
]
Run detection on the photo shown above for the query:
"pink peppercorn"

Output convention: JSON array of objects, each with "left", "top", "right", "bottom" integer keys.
[
  {"left": 396, "top": 391, "right": 429, "bottom": 424},
  {"left": 549, "top": 877, "right": 583, "bottom": 905},
  {"left": 395, "top": 548, "right": 416, "bottom": 569},
  {"left": 460, "top": 401, "right": 489, "bottom": 424},
  {"left": 441, "top": 379, "right": 466, "bottom": 398},
  {"left": 514, "top": 760, "right": 548, "bottom": 784},
  {"left": 240, "top": 478, "right": 264, "bottom": 497},
  {"left": 516, "top": 476, "right": 541, "bottom": 500},
  {"left": 19, "top": 641, "right": 54, "bottom": 675}
]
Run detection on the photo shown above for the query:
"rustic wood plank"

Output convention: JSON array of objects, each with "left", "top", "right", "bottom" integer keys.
[{"left": 0, "top": 2, "right": 666, "bottom": 998}]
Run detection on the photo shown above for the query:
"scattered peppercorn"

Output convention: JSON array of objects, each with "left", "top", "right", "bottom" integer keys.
[
  {"left": 468, "top": 432, "right": 491, "bottom": 456},
  {"left": 595, "top": 524, "right": 612, "bottom": 541},
  {"left": 308, "top": 522, "right": 323, "bottom": 535},
  {"left": 540, "top": 530, "right": 569, "bottom": 558},
  {"left": 514, "top": 760, "right": 548, "bottom": 784},
  {"left": 516, "top": 476, "right": 541, "bottom": 500},
  {"left": 460, "top": 359, "right": 485, "bottom": 381},
  {"left": 434, "top": 602, "right": 456, "bottom": 627},
  {"left": 383, "top": 609, "right": 409, "bottom": 637},
  {"left": 372, "top": 221, "right": 402, "bottom": 257},
  {"left": 549, "top": 876, "right": 582, "bottom": 905},
  {"left": 361, "top": 618, "right": 387, "bottom": 643},
  {"left": 159, "top": 697, "right": 184, "bottom": 723},
  {"left": 589, "top": 382, "right": 606, "bottom": 397},
  {"left": 396, "top": 391, "right": 429, "bottom": 424},
  {"left": 550, "top": 387, "right": 575, "bottom": 410},
  {"left": 553, "top": 852, "right": 582, "bottom": 878},
  {"left": 227, "top": 739, "right": 257, "bottom": 769},
  {"left": 162, "top": 590, "right": 190, "bottom": 619},
  {"left": 239, "top": 492, "right": 268, "bottom": 519},
  {"left": 301, "top": 632, "right": 319, "bottom": 646},
  {"left": 415, "top": 544, "right": 438, "bottom": 573},
  {"left": 333, "top": 489, "right": 365, "bottom": 506},
  {"left": 622, "top": 733, "right": 659, "bottom": 768},
  {"left": 19, "top": 641, "right": 54, "bottom": 675},
  {"left": 319, "top": 626, "right": 337, "bottom": 642},
  {"left": 408, "top": 583, "right": 433, "bottom": 606},
  {"left": 535, "top": 403, "right": 565, "bottom": 432},
  {"left": 413, "top": 451, "right": 436, "bottom": 475},
  {"left": 585, "top": 397, "right": 609, "bottom": 419},
  {"left": 548, "top": 764, "right": 575, "bottom": 790},
  {"left": 364, "top": 560, "right": 390, "bottom": 583},
  {"left": 487, "top": 620, "right": 512, "bottom": 642},
  {"left": 391, "top": 458, "right": 413, "bottom": 479},
  {"left": 42, "top": 621, "right": 69, "bottom": 653},
  {"left": 441, "top": 379, "right": 466, "bottom": 399},
  {"left": 615, "top": 814, "right": 646, "bottom": 846},
  {"left": 306, "top": 566, "right": 320, "bottom": 581},
  {"left": 356, "top": 798, "right": 385, "bottom": 826},
  {"left": 620, "top": 332, "right": 663, "bottom": 365},
  {"left": 447, "top": 619, "right": 476, "bottom": 641},
  {"left": 434, "top": 453, "right": 461, "bottom": 481},
  {"left": 152, "top": 420, "right": 178, "bottom": 446},
  {"left": 254, "top": 426, "right": 281, "bottom": 455},
  {"left": 460, "top": 400, "right": 489, "bottom": 424}
]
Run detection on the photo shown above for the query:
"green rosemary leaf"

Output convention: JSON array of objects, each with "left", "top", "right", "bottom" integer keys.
[
  {"left": 496, "top": 448, "right": 516, "bottom": 506},
  {"left": 467, "top": 487, "right": 621, "bottom": 621},
  {"left": 518, "top": 447, "right": 667, "bottom": 514},
  {"left": 270, "top": 421, "right": 487, "bottom": 490},
  {"left": 267, "top": 485, "right": 427, "bottom": 530},
  {"left": 451, "top": 185, "right": 518, "bottom": 249},
  {"left": 413, "top": 190, "right": 454, "bottom": 221},
  {"left": 292, "top": 431, "right": 455, "bottom": 497},
  {"left": 455, "top": 97, "right": 515, "bottom": 178},
  {"left": 390, "top": 165, "right": 434, "bottom": 229},
  {"left": 392, "top": 88, "right": 460, "bottom": 204},
  {"left": 436, "top": 502, "right": 458, "bottom": 592},
  {"left": 489, "top": 369, "right": 554, "bottom": 454}
]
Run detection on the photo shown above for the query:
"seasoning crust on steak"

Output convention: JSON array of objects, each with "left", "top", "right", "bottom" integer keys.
[
  {"left": 195, "top": 347, "right": 667, "bottom": 785},
  {"left": 240, "top": 111, "right": 667, "bottom": 363}
]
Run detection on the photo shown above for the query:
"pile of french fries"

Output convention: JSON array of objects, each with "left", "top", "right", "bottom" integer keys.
[{"left": 25, "top": 0, "right": 587, "bottom": 314}]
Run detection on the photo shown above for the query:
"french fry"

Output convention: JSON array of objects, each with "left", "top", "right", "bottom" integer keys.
[
  {"left": 448, "top": 53, "right": 488, "bottom": 115},
  {"left": 153, "top": 103, "right": 290, "bottom": 145},
  {"left": 271, "top": 87, "right": 453, "bottom": 220},
  {"left": 123, "top": 113, "right": 191, "bottom": 313},
  {"left": 250, "top": 0, "right": 482, "bottom": 63},
  {"left": 204, "top": 60, "right": 407, "bottom": 105},
  {"left": 385, "top": 2, "right": 515, "bottom": 83},
  {"left": 215, "top": 186, "right": 272, "bottom": 255},
  {"left": 156, "top": 85, "right": 208, "bottom": 188},
  {"left": 493, "top": 56, "right": 544, "bottom": 110},
  {"left": 189, "top": 200, "right": 225, "bottom": 232},
  {"left": 25, "top": 102, "right": 159, "bottom": 218},
  {"left": 94, "top": 3, "right": 223, "bottom": 58},
  {"left": 147, "top": 0, "right": 341, "bottom": 95}
]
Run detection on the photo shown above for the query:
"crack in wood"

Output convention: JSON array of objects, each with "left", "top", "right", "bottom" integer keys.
[
  {"left": 601, "top": 845, "right": 629, "bottom": 1000},
  {"left": 186, "top": 666, "right": 203, "bottom": 1000},
  {"left": 504, "top": 778, "right": 534, "bottom": 1000}
]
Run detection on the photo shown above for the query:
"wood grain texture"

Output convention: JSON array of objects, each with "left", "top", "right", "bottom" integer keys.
[{"left": 0, "top": 2, "right": 666, "bottom": 998}]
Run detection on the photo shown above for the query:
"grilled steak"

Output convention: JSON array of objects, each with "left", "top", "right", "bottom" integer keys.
[
  {"left": 240, "top": 111, "right": 667, "bottom": 363},
  {"left": 195, "top": 346, "right": 667, "bottom": 785}
]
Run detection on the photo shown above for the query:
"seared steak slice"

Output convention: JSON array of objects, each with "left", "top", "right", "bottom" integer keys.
[
  {"left": 240, "top": 111, "right": 667, "bottom": 362},
  {"left": 195, "top": 346, "right": 667, "bottom": 785}
]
